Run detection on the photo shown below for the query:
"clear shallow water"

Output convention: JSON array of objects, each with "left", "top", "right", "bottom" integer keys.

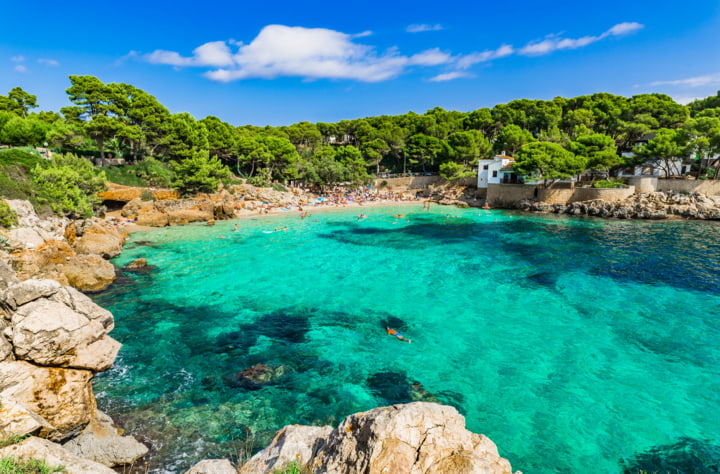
[{"left": 92, "top": 206, "right": 720, "bottom": 473}]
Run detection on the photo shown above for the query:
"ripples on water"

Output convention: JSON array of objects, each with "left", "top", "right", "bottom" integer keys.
[{"left": 92, "top": 207, "right": 720, "bottom": 473}]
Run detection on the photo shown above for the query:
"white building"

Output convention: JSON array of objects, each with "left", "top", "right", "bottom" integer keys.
[{"left": 477, "top": 155, "right": 515, "bottom": 188}]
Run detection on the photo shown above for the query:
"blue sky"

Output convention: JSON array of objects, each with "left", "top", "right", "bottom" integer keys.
[{"left": 2, "top": 0, "right": 719, "bottom": 126}]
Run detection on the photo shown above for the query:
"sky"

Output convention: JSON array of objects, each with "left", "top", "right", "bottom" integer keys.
[{"left": 2, "top": 0, "right": 720, "bottom": 127}]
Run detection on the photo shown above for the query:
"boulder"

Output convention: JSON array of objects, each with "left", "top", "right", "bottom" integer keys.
[
  {"left": 62, "top": 409, "right": 148, "bottom": 467},
  {"left": 0, "top": 436, "right": 115, "bottom": 474},
  {"left": 7, "top": 227, "right": 46, "bottom": 250},
  {"left": 135, "top": 209, "right": 169, "bottom": 227},
  {"left": 227, "top": 364, "right": 290, "bottom": 390},
  {"left": 241, "top": 402, "right": 516, "bottom": 474},
  {"left": 0, "top": 395, "right": 54, "bottom": 437},
  {"left": 186, "top": 459, "right": 238, "bottom": 474},
  {"left": 61, "top": 254, "right": 116, "bottom": 292},
  {"left": 74, "top": 228, "right": 124, "bottom": 259},
  {"left": 4, "top": 199, "right": 39, "bottom": 227},
  {"left": 11, "top": 299, "right": 118, "bottom": 371},
  {"left": 1, "top": 278, "right": 61, "bottom": 310},
  {"left": 49, "top": 285, "right": 115, "bottom": 332},
  {"left": 0, "top": 333, "right": 13, "bottom": 362},
  {"left": 239, "top": 425, "right": 332, "bottom": 474},
  {"left": 0, "top": 361, "right": 96, "bottom": 441},
  {"left": 125, "top": 258, "right": 147, "bottom": 269}
]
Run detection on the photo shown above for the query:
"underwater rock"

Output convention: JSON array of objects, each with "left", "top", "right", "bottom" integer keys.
[
  {"left": 367, "top": 371, "right": 439, "bottom": 405},
  {"left": 622, "top": 437, "right": 720, "bottom": 474},
  {"left": 125, "top": 258, "right": 147, "bottom": 269},
  {"left": 226, "top": 364, "right": 290, "bottom": 390}
]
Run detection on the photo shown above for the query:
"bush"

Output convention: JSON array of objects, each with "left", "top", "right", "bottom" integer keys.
[
  {"left": 247, "top": 168, "right": 272, "bottom": 188},
  {"left": 0, "top": 200, "right": 18, "bottom": 228},
  {"left": 103, "top": 166, "right": 146, "bottom": 187},
  {"left": 439, "top": 161, "right": 474, "bottom": 181},
  {"left": 592, "top": 178, "right": 627, "bottom": 188},
  {"left": 134, "top": 157, "right": 175, "bottom": 188},
  {"left": 172, "top": 151, "right": 231, "bottom": 196},
  {"left": 32, "top": 153, "right": 107, "bottom": 218}
]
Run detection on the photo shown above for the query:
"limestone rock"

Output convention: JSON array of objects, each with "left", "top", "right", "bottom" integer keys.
[
  {"left": 0, "top": 333, "right": 13, "bottom": 362},
  {"left": 4, "top": 199, "right": 38, "bottom": 226},
  {"left": 0, "top": 361, "right": 96, "bottom": 441},
  {"left": 239, "top": 425, "right": 332, "bottom": 473},
  {"left": 74, "top": 228, "right": 124, "bottom": 259},
  {"left": 241, "top": 402, "right": 516, "bottom": 474},
  {"left": 0, "top": 436, "right": 115, "bottom": 474},
  {"left": 0, "top": 395, "right": 54, "bottom": 437},
  {"left": 49, "top": 285, "right": 115, "bottom": 332},
  {"left": 7, "top": 227, "right": 46, "bottom": 250},
  {"left": 186, "top": 458, "right": 238, "bottom": 474},
  {"left": 62, "top": 409, "right": 148, "bottom": 467},
  {"left": 135, "top": 209, "right": 169, "bottom": 227},
  {"left": 0, "top": 258, "right": 18, "bottom": 290},
  {"left": 61, "top": 254, "right": 116, "bottom": 292},
  {"left": 1, "top": 279, "right": 61, "bottom": 310},
  {"left": 11, "top": 299, "right": 109, "bottom": 368}
]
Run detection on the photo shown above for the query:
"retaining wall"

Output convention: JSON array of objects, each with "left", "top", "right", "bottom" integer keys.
[
  {"left": 655, "top": 179, "right": 720, "bottom": 195},
  {"left": 569, "top": 186, "right": 636, "bottom": 203},
  {"left": 626, "top": 177, "right": 658, "bottom": 193},
  {"left": 488, "top": 184, "right": 637, "bottom": 208}
]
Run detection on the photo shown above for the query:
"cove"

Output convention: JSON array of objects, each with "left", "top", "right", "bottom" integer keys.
[{"left": 92, "top": 205, "right": 720, "bottom": 473}]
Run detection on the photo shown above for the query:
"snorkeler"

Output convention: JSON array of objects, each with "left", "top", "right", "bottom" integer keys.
[{"left": 386, "top": 327, "right": 412, "bottom": 343}]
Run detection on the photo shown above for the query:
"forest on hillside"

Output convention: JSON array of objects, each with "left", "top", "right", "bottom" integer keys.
[{"left": 1, "top": 76, "right": 720, "bottom": 190}]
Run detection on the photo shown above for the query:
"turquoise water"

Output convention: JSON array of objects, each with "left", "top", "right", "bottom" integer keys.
[{"left": 93, "top": 206, "right": 720, "bottom": 473}]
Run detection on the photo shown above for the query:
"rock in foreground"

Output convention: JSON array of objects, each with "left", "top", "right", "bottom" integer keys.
[{"left": 238, "top": 402, "right": 518, "bottom": 474}]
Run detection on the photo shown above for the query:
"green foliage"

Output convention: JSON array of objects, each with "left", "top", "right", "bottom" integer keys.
[
  {"left": 439, "top": 161, "right": 474, "bottom": 181},
  {"left": 0, "top": 149, "right": 49, "bottom": 212},
  {"left": 0, "top": 456, "right": 65, "bottom": 473},
  {"left": 514, "top": 141, "right": 587, "bottom": 186},
  {"left": 592, "top": 178, "right": 627, "bottom": 188},
  {"left": 0, "top": 199, "right": 18, "bottom": 228},
  {"left": 32, "top": 153, "right": 107, "bottom": 218},
  {"left": 0, "top": 235, "right": 11, "bottom": 251},
  {"left": 247, "top": 168, "right": 272, "bottom": 187},
  {"left": 134, "top": 157, "right": 175, "bottom": 187},
  {"left": 172, "top": 151, "right": 231, "bottom": 196},
  {"left": 0, "top": 434, "right": 28, "bottom": 449},
  {"left": 103, "top": 165, "right": 146, "bottom": 187}
]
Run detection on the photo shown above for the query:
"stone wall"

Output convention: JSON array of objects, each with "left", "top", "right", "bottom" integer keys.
[
  {"left": 656, "top": 179, "right": 720, "bottom": 195},
  {"left": 626, "top": 176, "right": 657, "bottom": 193},
  {"left": 373, "top": 176, "right": 442, "bottom": 191},
  {"left": 489, "top": 184, "right": 637, "bottom": 208},
  {"left": 487, "top": 184, "right": 536, "bottom": 208},
  {"left": 569, "top": 186, "right": 636, "bottom": 203}
]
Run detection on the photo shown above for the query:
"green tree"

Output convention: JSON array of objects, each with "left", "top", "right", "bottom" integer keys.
[
  {"left": 568, "top": 133, "right": 621, "bottom": 177},
  {"left": 683, "top": 116, "right": 720, "bottom": 178},
  {"left": 448, "top": 130, "right": 491, "bottom": 166},
  {"left": 633, "top": 128, "right": 688, "bottom": 177},
  {"left": 494, "top": 124, "right": 536, "bottom": 156},
  {"left": 159, "top": 112, "right": 209, "bottom": 161},
  {"left": 439, "top": 161, "right": 474, "bottom": 181},
  {"left": 172, "top": 150, "right": 231, "bottom": 196},
  {"left": 405, "top": 134, "right": 443, "bottom": 171},
  {"left": 7, "top": 87, "right": 38, "bottom": 118},
  {"left": 514, "top": 141, "right": 587, "bottom": 187}
]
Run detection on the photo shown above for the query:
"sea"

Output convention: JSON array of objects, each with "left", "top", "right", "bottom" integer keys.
[{"left": 92, "top": 205, "right": 720, "bottom": 473}]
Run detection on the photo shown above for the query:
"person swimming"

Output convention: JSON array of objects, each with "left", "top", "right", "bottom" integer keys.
[{"left": 386, "top": 327, "right": 412, "bottom": 343}]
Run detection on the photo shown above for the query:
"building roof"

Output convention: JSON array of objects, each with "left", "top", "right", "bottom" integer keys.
[{"left": 496, "top": 154, "right": 514, "bottom": 161}]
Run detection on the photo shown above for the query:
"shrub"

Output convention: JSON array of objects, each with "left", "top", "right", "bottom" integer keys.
[
  {"left": 172, "top": 151, "right": 231, "bottom": 196},
  {"left": 32, "top": 153, "right": 107, "bottom": 218},
  {"left": 272, "top": 460, "right": 309, "bottom": 474},
  {"left": 439, "top": 161, "right": 474, "bottom": 181},
  {"left": 247, "top": 168, "right": 272, "bottom": 188},
  {"left": 134, "top": 157, "right": 175, "bottom": 188},
  {"left": 592, "top": 178, "right": 627, "bottom": 189},
  {"left": 0, "top": 200, "right": 18, "bottom": 228}
]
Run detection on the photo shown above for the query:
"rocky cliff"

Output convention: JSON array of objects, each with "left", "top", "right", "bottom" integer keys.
[
  {"left": 0, "top": 264, "right": 147, "bottom": 472},
  {"left": 520, "top": 191, "right": 720, "bottom": 220}
]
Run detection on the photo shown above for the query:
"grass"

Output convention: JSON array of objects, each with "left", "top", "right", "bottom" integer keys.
[
  {"left": 272, "top": 460, "right": 309, "bottom": 474},
  {"left": 0, "top": 435, "right": 28, "bottom": 449},
  {"left": 0, "top": 456, "right": 64, "bottom": 473}
]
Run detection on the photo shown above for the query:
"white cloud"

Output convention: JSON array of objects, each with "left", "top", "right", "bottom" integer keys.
[
  {"left": 14, "top": 65, "right": 28, "bottom": 72},
  {"left": 456, "top": 44, "right": 513, "bottom": 69},
  {"left": 148, "top": 25, "right": 446, "bottom": 82},
  {"left": 38, "top": 58, "right": 59, "bottom": 66},
  {"left": 142, "top": 21, "right": 643, "bottom": 83},
  {"left": 408, "top": 48, "right": 452, "bottom": 66},
  {"left": 11, "top": 55, "right": 25, "bottom": 62},
  {"left": 429, "top": 71, "right": 471, "bottom": 82},
  {"left": 519, "top": 21, "right": 644, "bottom": 56},
  {"left": 407, "top": 24, "right": 443, "bottom": 33},
  {"left": 650, "top": 73, "right": 720, "bottom": 88}
]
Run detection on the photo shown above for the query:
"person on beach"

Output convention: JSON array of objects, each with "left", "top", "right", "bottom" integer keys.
[
  {"left": 386, "top": 327, "right": 412, "bottom": 343},
  {"left": 233, "top": 224, "right": 238, "bottom": 231}
]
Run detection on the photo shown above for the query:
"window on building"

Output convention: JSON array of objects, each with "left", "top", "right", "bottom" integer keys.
[
  {"left": 492, "top": 170, "right": 498, "bottom": 178},
  {"left": 483, "top": 165, "right": 489, "bottom": 170}
]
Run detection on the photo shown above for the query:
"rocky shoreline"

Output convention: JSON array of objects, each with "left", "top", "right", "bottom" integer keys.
[
  {"left": 0, "top": 193, "right": 519, "bottom": 473},
  {"left": 518, "top": 191, "right": 720, "bottom": 220}
]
